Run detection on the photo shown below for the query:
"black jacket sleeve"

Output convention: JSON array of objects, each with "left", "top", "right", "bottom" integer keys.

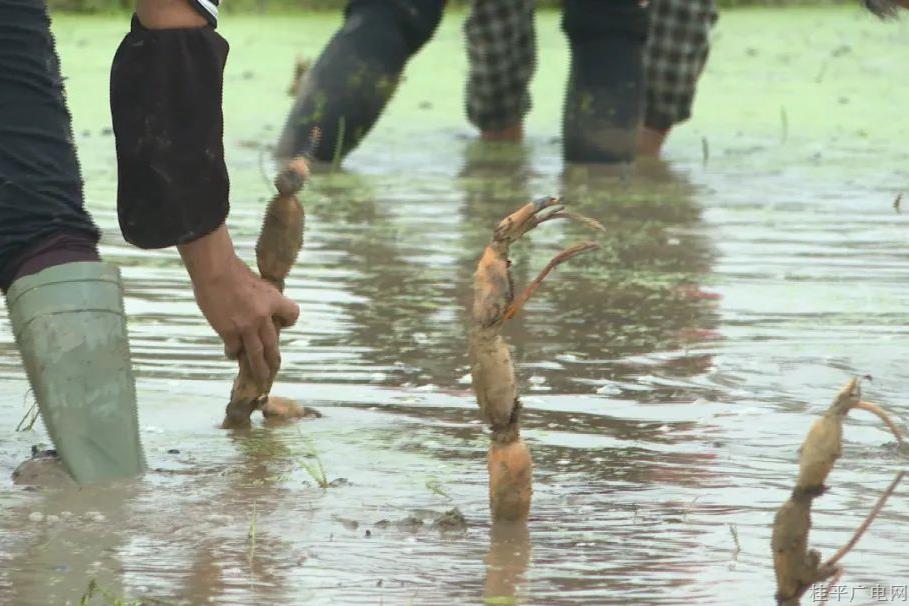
[{"left": 110, "top": 16, "right": 229, "bottom": 249}]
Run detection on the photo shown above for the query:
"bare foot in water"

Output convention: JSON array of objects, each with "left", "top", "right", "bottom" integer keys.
[
  {"left": 637, "top": 126, "right": 669, "bottom": 157},
  {"left": 481, "top": 123, "right": 523, "bottom": 143}
]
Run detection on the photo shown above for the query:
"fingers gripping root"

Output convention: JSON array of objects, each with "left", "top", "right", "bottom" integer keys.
[{"left": 223, "top": 156, "right": 310, "bottom": 429}]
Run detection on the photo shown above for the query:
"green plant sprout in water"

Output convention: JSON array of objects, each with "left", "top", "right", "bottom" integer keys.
[
  {"left": 425, "top": 477, "right": 452, "bottom": 500},
  {"left": 247, "top": 501, "right": 258, "bottom": 565},
  {"left": 15, "top": 388, "right": 37, "bottom": 432},
  {"left": 78, "top": 578, "right": 185, "bottom": 606},
  {"left": 296, "top": 427, "right": 329, "bottom": 488}
]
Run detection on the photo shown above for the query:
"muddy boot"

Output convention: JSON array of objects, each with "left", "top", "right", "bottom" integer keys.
[
  {"left": 275, "top": 0, "right": 444, "bottom": 163},
  {"left": 561, "top": 0, "right": 648, "bottom": 164},
  {"left": 5, "top": 262, "right": 146, "bottom": 485}
]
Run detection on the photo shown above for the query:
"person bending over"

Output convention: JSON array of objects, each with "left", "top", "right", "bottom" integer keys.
[{"left": 0, "top": 0, "right": 298, "bottom": 484}]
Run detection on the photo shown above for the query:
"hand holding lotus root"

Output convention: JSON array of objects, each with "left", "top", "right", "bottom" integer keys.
[{"left": 222, "top": 130, "right": 320, "bottom": 429}]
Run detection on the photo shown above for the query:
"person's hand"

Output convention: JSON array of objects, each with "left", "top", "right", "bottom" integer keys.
[{"left": 178, "top": 225, "right": 300, "bottom": 384}]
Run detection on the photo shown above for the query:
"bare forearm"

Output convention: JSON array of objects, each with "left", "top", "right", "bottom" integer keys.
[
  {"left": 177, "top": 223, "right": 237, "bottom": 284},
  {"left": 136, "top": 0, "right": 207, "bottom": 28}
]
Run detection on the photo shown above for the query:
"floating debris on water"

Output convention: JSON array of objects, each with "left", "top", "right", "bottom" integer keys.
[{"left": 432, "top": 508, "right": 467, "bottom": 532}]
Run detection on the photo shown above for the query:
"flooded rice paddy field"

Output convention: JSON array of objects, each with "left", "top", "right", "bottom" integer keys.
[{"left": 3, "top": 6, "right": 909, "bottom": 605}]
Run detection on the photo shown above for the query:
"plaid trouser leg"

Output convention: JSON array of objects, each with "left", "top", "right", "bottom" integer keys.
[
  {"left": 464, "top": 0, "right": 536, "bottom": 132},
  {"left": 644, "top": 0, "right": 718, "bottom": 131}
]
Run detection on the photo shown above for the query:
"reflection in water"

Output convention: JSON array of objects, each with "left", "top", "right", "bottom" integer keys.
[
  {"left": 484, "top": 521, "right": 531, "bottom": 604},
  {"left": 174, "top": 428, "right": 303, "bottom": 605},
  {"left": 551, "top": 160, "right": 717, "bottom": 388},
  {"left": 3, "top": 483, "right": 140, "bottom": 605},
  {"left": 4, "top": 9, "right": 909, "bottom": 604},
  {"left": 0, "top": 149, "right": 753, "bottom": 606},
  {"left": 458, "top": 146, "right": 718, "bottom": 398},
  {"left": 308, "top": 170, "right": 459, "bottom": 385}
]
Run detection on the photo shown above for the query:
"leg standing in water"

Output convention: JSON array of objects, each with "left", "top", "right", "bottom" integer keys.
[
  {"left": 1, "top": 0, "right": 301, "bottom": 484},
  {"left": 464, "top": 0, "right": 648, "bottom": 162},
  {"left": 561, "top": 0, "right": 649, "bottom": 163},
  {"left": 0, "top": 0, "right": 145, "bottom": 484},
  {"left": 639, "top": 0, "right": 718, "bottom": 156},
  {"left": 463, "top": 0, "right": 536, "bottom": 143},
  {"left": 464, "top": 0, "right": 717, "bottom": 161},
  {"left": 275, "top": 0, "right": 446, "bottom": 163}
]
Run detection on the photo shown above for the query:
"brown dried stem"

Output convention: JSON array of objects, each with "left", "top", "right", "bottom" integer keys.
[
  {"left": 819, "top": 568, "right": 843, "bottom": 606},
  {"left": 853, "top": 401, "right": 905, "bottom": 447},
  {"left": 503, "top": 242, "right": 598, "bottom": 321},
  {"left": 824, "top": 470, "right": 905, "bottom": 569}
]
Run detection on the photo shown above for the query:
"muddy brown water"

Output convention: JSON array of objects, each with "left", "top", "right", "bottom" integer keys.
[{"left": 3, "top": 7, "right": 909, "bottom": 606}]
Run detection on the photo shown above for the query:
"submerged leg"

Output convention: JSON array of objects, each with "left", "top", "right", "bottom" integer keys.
[
  {"left": 562, "top": 0, "right": 648, "bottom": 163},
  {"left": 640, "top": 0, "right": 718, "bottom": 156},
  {"left": 275, "top": 0, "right": 445, "bottom": 163},
  {"left": 1, "top": 3, "right": 144, "bottom": 483},
  {"left": 464, "top": 0, "right": 536, "bottom": 140}
]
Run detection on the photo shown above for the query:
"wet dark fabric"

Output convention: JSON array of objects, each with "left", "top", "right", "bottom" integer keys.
[
  {"left": 562, "top": 0, "right": 649, "bottom": 38},
  {"left": 562, "top": 0, "right": 648, "bottom": 163},
  {"left": 464, "top": 0, "right": 714, "bottom": 134},
  {"left": 0, "top": 232, "right": 100, "bottom": 293},
  {"left": 111, "top": 16, "right": 230, "bottom": 249},
  {"left": 276, "top": 0, "right": 446, "bottom": 162},
  {"left": 0, "top": 0, "right": 101, "bottom": 280}
]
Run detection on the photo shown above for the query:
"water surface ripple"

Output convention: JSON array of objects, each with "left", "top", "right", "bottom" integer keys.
[{"left": 2, "top": 8, "right": 909, "bottom": 606}]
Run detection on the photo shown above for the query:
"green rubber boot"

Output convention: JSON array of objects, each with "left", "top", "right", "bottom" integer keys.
[{"left": 5, "top": 262, "right": 146, "bottom": 484}]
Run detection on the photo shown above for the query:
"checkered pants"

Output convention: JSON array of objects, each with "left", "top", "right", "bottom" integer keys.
[{"left": 464, "top": 0, "right": 718, "bottom": 132}]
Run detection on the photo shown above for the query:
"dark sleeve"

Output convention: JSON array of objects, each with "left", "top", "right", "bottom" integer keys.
[
  {"left": 110, "top": 16, "right": 229, "bottom": 249},
  {"left": 189, "top": 0, "right": 220, "bottom": 27}
]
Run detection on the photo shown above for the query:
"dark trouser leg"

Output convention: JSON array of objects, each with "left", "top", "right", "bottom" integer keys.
[
  {"left": 275, "top": 0, "right": 445, "bottom": 163},
  {"left": 562, "top": 0, "right": 648, "bottom": 164},
  {"left": 1, "top": 0, "right": 145, "bottom": 485},
  {"left": 0, "top": 0, "right": 100, "bottom": 291}
]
